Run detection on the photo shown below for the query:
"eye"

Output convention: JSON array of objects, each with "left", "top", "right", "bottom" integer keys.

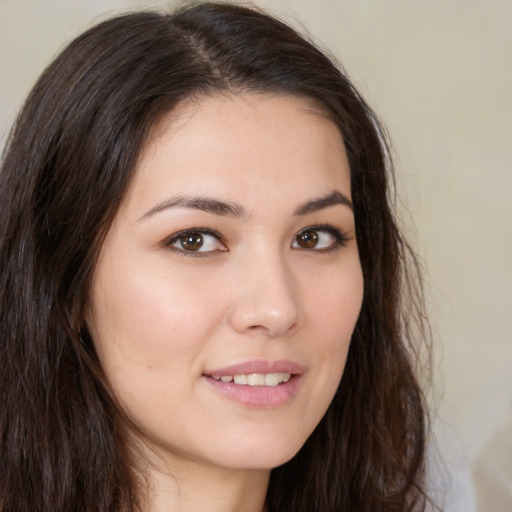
[
  {"left": 165, "top": 229, "right": 226, "bottom": 255},
  {"left": 292, "top": 225, "right": 348, "bottom": 251}
]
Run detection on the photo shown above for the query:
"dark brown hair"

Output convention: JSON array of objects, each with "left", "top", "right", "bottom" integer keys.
[{"left": 0, "top": 2, "right": 433, "bottom": 511}]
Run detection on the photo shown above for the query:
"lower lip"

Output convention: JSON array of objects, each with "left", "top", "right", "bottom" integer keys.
[{"left": 204, "top": 375, "right": 303, "bottom": 408}]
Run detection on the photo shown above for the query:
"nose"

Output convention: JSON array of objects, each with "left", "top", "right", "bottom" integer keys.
[{"left": 227, "top": 254, "right": 304, "bottom": 338}]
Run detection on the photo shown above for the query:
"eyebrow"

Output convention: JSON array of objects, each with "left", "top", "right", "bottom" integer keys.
[
  {"left": 139, "top": 195, "right": 245, "bottom": 220},
  {"left": 293, "top": 190, "right": 353, "bottom": 215},
  {"left": 139, "top": 189, "right": 352, "bottom": 221}
]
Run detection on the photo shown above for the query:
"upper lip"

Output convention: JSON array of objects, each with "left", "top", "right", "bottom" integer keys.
[{"left": 204, "top": 360, "right": 305, "bottom": 377}]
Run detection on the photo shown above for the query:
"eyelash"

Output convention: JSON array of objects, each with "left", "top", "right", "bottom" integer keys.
[
  {"left": 163, "top": 227, "right": 225, "bottom": 257},
  {"left": 293, "top": 224, "right": 350, "bottom": 252},
  {"left": 163, "top": 224, "right": 349, "bottom": 256}
]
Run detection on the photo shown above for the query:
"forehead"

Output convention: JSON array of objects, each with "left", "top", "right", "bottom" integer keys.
[
  {"left": 149, "top": 91, "right": 337, "bottom": 144},
  {"left": 123, "top": 92, "right": 351, "bottom": 217}
]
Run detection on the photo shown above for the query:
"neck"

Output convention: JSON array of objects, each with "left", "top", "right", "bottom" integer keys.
[{"left": 140, "top": 455, "right": 270, "bottom": 512}]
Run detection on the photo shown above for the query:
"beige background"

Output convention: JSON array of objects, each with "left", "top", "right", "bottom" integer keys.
[{"left": 1, "top": 1, "right": 511, "bottom": 510}]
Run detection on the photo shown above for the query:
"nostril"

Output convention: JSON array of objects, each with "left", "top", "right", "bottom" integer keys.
[
  {"left": 247, "top": 324, "right": 270, "bottom": 334},
  {"left": 246, "top": 321, "right": 298, "bottom": 338}
]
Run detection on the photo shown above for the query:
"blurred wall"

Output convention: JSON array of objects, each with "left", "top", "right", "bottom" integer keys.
[{"left": 1, "top": 1, "right": 511, "bottom": 510}]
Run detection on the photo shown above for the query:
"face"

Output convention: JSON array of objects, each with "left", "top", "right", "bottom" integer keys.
[{"left": 88, "top": 93, "right": 363, "bottom": 473}]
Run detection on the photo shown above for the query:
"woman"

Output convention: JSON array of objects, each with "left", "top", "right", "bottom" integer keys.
[{"left": 0, "top": 2, "right": 433, "bottom": 511}]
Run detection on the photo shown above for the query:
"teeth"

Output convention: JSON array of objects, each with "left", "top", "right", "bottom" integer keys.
[
  {"left": 264, "top": 373, "right": 280, "bottom": 386},
  {"left": 213, "top": 373, "right": 292, "bottom": 387},
  {"left": 247, "top": 374, "right": 265, "bottom": 386},
  {"left": 233, "top": 374, "right": 248, "bottom": 385}
]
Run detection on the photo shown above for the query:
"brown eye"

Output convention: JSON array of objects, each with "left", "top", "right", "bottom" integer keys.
[
  {"left": 179, "top": 233, "right": 204, "bottom": 251},
  {"left": 167, "top": 229, "right": 226, "bottom": 254},
  {"left": 292, "top": 226, "right": 345, "bottom": 251},
  {"left": 295, "top": 230, "right": 319, "bottom": 249}
]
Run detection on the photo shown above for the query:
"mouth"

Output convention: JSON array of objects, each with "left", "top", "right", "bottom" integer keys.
[
  {"left": 208, "top": 372, "right": 292, "bottom": 387},
  {"left": 203, "top": 360, "right": 304, "bottom": 408}
]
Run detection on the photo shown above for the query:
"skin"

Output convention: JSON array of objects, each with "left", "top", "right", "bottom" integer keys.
[{"left": 87, "top": 93, "right": 364, "bottom": 512}]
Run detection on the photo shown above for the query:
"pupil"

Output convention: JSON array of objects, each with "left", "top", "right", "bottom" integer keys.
[
  {"left": 299, "top": 230, "right": 318, "bottom": 248},
  {"left": 182, "top": 234, "right": 203, "bottom": 251}
]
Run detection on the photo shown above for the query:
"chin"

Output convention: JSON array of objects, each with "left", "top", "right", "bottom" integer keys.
[{"left": 212, "top": 432, "right": 307, "bottom": 471}]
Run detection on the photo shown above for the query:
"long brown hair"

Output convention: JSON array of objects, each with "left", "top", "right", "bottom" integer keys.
[{"left": 0, "top": 3, "right": 433, "bottom": 511}]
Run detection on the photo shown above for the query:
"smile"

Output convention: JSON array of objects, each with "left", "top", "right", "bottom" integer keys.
[
  {"left": 211, "top": 373, "right": 291, "bottom": 386},
  {"left": 203, "top": 361, "right": 304, "bottom": 408}
]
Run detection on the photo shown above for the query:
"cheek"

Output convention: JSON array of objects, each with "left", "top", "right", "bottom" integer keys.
[
  {"left": 306, "top": 257, "right": 363, "bottom": 386},
  {"left": 308, "top": 257, "right": 364, "bottom": 342},
  {"left": 87, "top": 265, "right": 224, "bottom": 433},
  {"left": 88, "top": 262, "right": 223, "bottom": 379},
  {"left": 300, "top": 266, "right": 357, "bottom": 369}
]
